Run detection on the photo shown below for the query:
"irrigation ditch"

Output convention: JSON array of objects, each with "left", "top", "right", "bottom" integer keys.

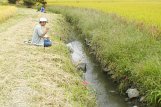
[
  {"left": 67, "top": 40, "right": 132, "bottom": 107},
  {"left": 48, "top": 7, "right": 160, "bottom": 107},
  {"left": 54, "top": 13, "right": 143, "bottom": 107}
]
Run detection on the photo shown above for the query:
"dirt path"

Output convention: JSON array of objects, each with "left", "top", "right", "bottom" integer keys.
[{"left": 0, "top": 8, "right": 62, "bottom": 107}]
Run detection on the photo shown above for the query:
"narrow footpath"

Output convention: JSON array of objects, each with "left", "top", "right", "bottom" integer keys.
[{"left": 0, "top": 8, "right": 95, "bottom": 107}]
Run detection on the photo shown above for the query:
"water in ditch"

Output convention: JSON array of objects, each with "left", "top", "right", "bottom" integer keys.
[{"left": 68, "top": 41, "right": 131, "bottom": 107}]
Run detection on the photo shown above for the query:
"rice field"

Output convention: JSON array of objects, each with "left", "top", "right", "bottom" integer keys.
[
  {"left": 47, "top": 0, "right": 161, "bottom": 28},
  {"left": 0, "top": 6, "right": 17, "bottom": 23}
]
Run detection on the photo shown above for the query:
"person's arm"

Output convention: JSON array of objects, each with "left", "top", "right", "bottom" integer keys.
[{"left": 37, "top": 27, "right": 49, "bottom": 38}]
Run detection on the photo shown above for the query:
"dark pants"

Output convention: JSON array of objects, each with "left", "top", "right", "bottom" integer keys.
[{"left": 44, "top": 39, "right": 52, "bottom": 47}]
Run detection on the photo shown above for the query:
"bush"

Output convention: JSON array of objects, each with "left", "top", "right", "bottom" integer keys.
[
  {"left": 37, "top": 0, "right": 47, "bottom": 6},
  {"left": 8, "top": 0, "right": 17, "bottom": 4},
  {"left": 23, "top": 0, "right": 36, "bottom": 8}
]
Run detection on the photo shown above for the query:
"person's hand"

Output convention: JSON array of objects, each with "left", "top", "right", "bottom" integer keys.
[
  {"left": 46, "top": 36, "right": 50, "bottom": 39},
  {"left": 46, "top": 27, "right": 49, "bottom": 31},
  {"left": 44, "top": 34, "right": 50, "bottom": 38},
  {"left": 45, "top": 28, "right": 49, "bottom": 34}
]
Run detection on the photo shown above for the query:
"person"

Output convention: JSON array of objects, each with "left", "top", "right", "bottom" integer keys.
[
  {"left": 31, "top": 17, "right": 51, "bottom": 46},
  {"left": 40, "top": 6, "right": 45, "bottom": 13}
]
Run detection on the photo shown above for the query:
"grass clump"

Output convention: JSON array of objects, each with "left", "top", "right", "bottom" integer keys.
[{"left": 48, "top": 6, "right": 161, "bottom": 106}]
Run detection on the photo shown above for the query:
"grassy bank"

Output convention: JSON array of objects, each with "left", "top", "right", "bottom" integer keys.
[
  {"left": 48, "top": 6, "right": 161, "bottom": 106},
  {"left": 41, "top": 14, "right": 96, "bottom": 107},
  {"left": 0, "top": 8, "right": 95, "bottom": 106}
]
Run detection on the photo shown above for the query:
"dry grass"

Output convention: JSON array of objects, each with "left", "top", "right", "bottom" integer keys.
[
  {"left": 0, "top": 8, "right": 95, "bottom": 106},
  {"left": 0, "top": 6, "right": 17, "bottom": 23}
]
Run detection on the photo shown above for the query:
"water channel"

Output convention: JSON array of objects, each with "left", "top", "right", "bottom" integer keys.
[{"left": 68, "top": 41, "right": 131, "bottom": 107}]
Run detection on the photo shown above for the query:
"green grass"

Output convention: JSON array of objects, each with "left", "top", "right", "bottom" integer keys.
[
  {"left": 53, "top": 14, "right": 96, "bottom": 107},
  {"left": 48, "top": 6, "right": 161, "bottom": 106}
]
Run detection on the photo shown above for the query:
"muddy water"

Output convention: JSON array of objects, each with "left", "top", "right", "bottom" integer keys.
[{"left": 68, "top": 41, "right": 131, "bottom": 107}]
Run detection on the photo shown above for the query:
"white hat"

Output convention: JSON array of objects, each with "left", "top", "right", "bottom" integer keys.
[{"left": 39, "top": 17, "right": 48, "bottom": 22}]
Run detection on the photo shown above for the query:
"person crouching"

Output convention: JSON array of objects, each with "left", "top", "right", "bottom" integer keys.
[{"left": 31, "top": 17, "right": 52, "bottom": 47}]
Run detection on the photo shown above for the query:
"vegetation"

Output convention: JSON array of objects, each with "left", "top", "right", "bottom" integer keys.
[
  {"left": 8, "top": 0, "right": 17, "bottom": 4},
  {"left": 37, "top": 0, "right": 47, "bottom": 6},
  {"left": 23, "top": 0, "right": 47, "bottom": 7},
  {"left": 1, "top": 0, "right": 161, "bottom": 106},
  {"left": 23, "top": 0, "right": 36, "bottom": 7},
  {"left": 48, "top": 6, "right": 161, "bottom": 106},
  {"left": 0, "top": 6, "right": 17, "bottom": 23}
]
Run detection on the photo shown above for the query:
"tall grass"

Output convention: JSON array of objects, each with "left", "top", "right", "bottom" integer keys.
[
  {"left": 48, "top": 6, "right": 161, "bottom": 106},
  {"left": 0, "top": 6, "right": 17, "bottom": 23}
]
